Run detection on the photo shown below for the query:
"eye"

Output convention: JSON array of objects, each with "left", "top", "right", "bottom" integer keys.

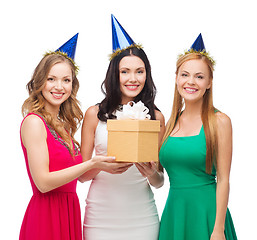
[
  {"left": 181, "top": 73, "right": 188, "bottom": 77},
  {"left": 47, "top": 77, "right": 54, "bottom": 81},
  {"left": 64, "top": 78, "right": 71, "bottom": 83},
  {"left": 137, "top": 70, "right": 144, "bottom": 74},
  {"left": 197, "top": 75, "right": 204, "bottom": 79}
]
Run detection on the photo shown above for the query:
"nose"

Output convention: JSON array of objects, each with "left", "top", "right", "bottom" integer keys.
[
  {"left": 187, "top": 76, "right": 195, "bottom": 85},
  {"left": 129, "top": 73, "right": 137, "bottom": 82},
  {"left": 55, "top": 80, "right": 64, "bottom": 90}
]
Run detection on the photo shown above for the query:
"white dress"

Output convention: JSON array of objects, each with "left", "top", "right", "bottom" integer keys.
[{"left": 83, "top": 120, "right": 159, "bottom": 240}]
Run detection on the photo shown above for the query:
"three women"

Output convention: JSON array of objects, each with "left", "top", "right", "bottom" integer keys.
[{"left": 19, "top": 18, "right": 237, "bottom": 240}]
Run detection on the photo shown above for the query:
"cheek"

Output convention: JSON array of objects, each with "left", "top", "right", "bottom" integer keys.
[
  {"left": 200, "top": 80, "right": 211, "bottom": 90},
  {"left": 119, "top": 75, "right": 126, "bottom": 85},
  {"left": 140, "top": 79, "right": 146, "bottom": 87},
  {"left": 176, "top": 78, "right": 184, "bottom": 89},
  {"left": 139, "top": 74, "right": 146, "bottom": 85},
  {"left": 41, "top": 84, "right": 50, "bottom": 97},
  {"left": 66, "top": 84, "right": 73, "bottom": 95},
  {"left": 43, "top": 82, "right": 52, "bottom": 91}
]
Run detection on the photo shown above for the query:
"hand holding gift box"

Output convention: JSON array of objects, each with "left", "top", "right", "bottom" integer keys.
[{"left": 107, "top": 101, "right": 160, "bottom": 162}]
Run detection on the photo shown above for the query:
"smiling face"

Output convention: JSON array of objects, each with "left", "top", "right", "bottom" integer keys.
[
  {"left": 119, "top": 55, "right": 146, "bottom": 104},
  {"left": 176, "top": 59, "right": 212, "bottom": 104},
  {"left": 42, "top": 62, "right": 73, "bottom": 113}
]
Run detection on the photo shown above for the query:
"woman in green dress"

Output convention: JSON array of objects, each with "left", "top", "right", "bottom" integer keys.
[{"left": 158, "top": 34, "right": 237, "bottom": 240}]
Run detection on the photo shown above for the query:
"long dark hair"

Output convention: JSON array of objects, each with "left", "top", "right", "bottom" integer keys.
[{"left": 98, "top": 47, "right": 158, "bottom": 122}]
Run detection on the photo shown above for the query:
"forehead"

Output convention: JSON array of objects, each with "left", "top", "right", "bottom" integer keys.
[
  {"left": 48, "top": 62, "right": 72, "bottom": 75},
  {"left": 179, "top": 59, "right": 209, "bottom": 74},
  {"left": 119, "top": 55, "right": 145, "bottom": 68}
]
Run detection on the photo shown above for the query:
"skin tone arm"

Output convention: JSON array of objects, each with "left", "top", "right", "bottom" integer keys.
[
  {"left": 21, "top": 114, "right": 131, "bottom": 193},
  {"left": 79, "top": 105, "right": 132, "bottom": 182},
  {"left": 210, "top": 112, "right": 233, "bottom": 240},
  {"left": 135, "top": 110, "right": 165, "bottom": 189}
]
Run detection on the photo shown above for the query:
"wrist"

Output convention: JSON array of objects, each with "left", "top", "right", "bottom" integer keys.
[
  {"left": 146, "top": 169, "right": 158, "bottom": 179},
  {"left": 213, "top": 224, "right": 225, "bottom": 233},
  {"left": 88, "top": 158, "right": 97, "bottom": 170}
]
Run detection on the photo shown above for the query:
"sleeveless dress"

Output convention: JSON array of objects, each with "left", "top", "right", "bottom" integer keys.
[
  {"left": 19, "top": 113, "right": 83, "bottom": 240},
  {"left": 83, "top": 120, "right": 159, "bottom": 240},
  {"left": 158, "top": 125, "right": 237, "bottom": 240}
]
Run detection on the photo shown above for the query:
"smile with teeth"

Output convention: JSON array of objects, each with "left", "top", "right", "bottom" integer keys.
[
  {"left": 51, "top": 92, "right": 64, "bottom": 99},
  {"left": 125, "top": 85, "right": 139, "bottom": 91},
  {"left": 184, "top": 87, "right": 198, "bottom": 94}
]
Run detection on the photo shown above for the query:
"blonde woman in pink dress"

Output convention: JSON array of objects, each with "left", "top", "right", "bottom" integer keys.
[{"left": 19, "top": 34, "right": 131, "bottom": 240}]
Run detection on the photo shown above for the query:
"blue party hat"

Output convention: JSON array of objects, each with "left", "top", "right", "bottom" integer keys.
[
  {"left": 179, "top": 33, "right": 215, "bottom": 66},
  {"left": 110, "top": 14, "right": 142, "bottom": 60},
  {"left": 44, "top": 33, "right": 79, "bottom": 73},
  {"left": 190, "top": 33, "right": 206, "bottom": 52},
  {"left": 56, "top": 33, "right": 79, "bottom": 60}
]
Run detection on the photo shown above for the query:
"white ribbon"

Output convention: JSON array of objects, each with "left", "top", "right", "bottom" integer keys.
[{"left": 116, "top": 101, "right": 151, "bottom": 120}]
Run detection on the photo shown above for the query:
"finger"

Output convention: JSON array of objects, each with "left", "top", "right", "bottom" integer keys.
[
  {"left": 149, "top": 161, "right": 158, "bottom": 170},
  {"left": 137, "top": 162, "right": 152, "bottom": 170},
  {"left": 104, "top": 156, "right": 116, "bottom": 162},
  {"left": 135, "top": 167, "right": 147, "bottom": 177},
  {"left": 111, "top": 166, "right": 131, "bottom": 174},
  {"left": 115, "top": 163, "right": 133, "bottom": 168},
  {"left": 134, "top": 164, "right": 147, "bottom": 177}
]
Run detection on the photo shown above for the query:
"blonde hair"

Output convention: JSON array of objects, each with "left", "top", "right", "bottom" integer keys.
[
  {"left": 22, "top": 54, "right": 83, "bottom": 156},
  {"left": 162, "top": 53, "right": 217, "bottom": 173}
]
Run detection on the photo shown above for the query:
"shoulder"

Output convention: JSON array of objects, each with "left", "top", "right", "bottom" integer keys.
[
  {"left": 21, "top": 114, "right": 47, "bottom": 146},
  {"left": 155, "top": 110, "right": 165, "bottom": 122},
  {"left": 154, "top": 110, "right": 164, "bottom": 120},
  {"left": 22, "top": 114, "right": 46, "bottom": 131},
  {"left": 215, "top": 111, "right": 232, "bottom": 129},
  {"left": 215, "top": 111, "right": 232, "bottom": 136},
  {"left": 85, "top": 105, "right": 99, "bottom": 119},
  {"left": 82, "top": 105, "right": 99, "bottom": 130}
]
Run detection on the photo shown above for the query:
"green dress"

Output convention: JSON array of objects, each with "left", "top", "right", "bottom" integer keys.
[{"left": 159, "top": 125, "right": 237, "bottom": 240}]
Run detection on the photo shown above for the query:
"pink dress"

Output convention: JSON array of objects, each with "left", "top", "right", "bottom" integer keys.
[{"left": 19, "top": 113, "right": 83, "bottom": 240}]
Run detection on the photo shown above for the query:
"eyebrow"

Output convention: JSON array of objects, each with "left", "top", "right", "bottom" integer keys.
[
  {"left": 48, "top": 75, "right": 72, "bottom": 78},
  {"left": 181, "top": 71, "right": 204, "bottom": 75},
  {"left": 119, "top": 67, "right": 145, "bottom": 70}
]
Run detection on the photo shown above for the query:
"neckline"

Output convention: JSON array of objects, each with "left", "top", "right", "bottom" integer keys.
[{"left": 169, "top": 125, "right": 203, "bottom": 138}]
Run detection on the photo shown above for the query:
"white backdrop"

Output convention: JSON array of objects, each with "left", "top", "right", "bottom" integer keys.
[{"left": 1, "top": 0, "right": 256, "bottom": 239}]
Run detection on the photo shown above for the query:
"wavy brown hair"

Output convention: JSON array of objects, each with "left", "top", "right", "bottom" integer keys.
[
  {"left": 22, "top": 54, "right": 83, "bottom": 156},
  {"left": 162, "top": 53, "right": 217, "bottom": 174}
]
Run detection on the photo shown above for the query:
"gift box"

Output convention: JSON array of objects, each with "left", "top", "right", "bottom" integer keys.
[{"left": 107, "top": 119, "right": 160, "bottom": 162}]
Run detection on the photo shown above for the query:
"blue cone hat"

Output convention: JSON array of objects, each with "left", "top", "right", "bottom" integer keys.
[
  {"left": 190, "top": 33, "right": 206, "bottom": 52},
  {"left": 111, "top": 14, "right": 135, "bottom": 53},
  {"left": 56, "top": 33, "right": 79, "bottom": 60},
  {"left": 182, "top": 33, "right": 215, "bottom": 66}
]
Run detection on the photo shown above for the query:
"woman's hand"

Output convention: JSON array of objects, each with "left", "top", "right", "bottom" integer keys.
[
  {"left": 134, "top": 161, "right": 164, "bottom": 188},
  {"left": 91, "top": 156, "right": 133, "bottom": 174},
  {"left": 134, "top": 162, "right": 158, "bottom": 178},
  {"left": 210, "top": 230, "right": 226, "bottom": 240}
]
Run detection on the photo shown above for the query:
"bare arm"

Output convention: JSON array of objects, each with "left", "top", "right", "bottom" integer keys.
[
  {"left": 211, "top": 112, "right": 233, "bottom": 240},
  {"left": 79, "top": 106, "right": 101, "bottom": 182},
  {"left": 21, "top": 115, "right": 117, "bottom": 193},
  {"left": 135, "top": 110, "right": 165, "bottom": 188},
  {"left": 79, "top": 106, "right": 132, "bottom": 182}
]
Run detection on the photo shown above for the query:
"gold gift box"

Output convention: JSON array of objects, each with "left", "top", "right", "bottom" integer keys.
[{"left": 107, "top": 119, "right": 160, "bottom": 162}]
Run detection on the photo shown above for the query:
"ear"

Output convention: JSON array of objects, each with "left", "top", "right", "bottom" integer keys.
[
  {"left": 207, "top": 79, "right": 212, "bottom": 89},
  {"left": 175, "top": 75, "right": 178, "bottom": 85}
]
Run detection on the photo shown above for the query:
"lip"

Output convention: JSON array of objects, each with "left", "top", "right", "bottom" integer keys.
[
  {"left": 51, "top": 92, "right": 64, "bottom": 99},
  {"left": 125, "top": 85, "right": 139, "bottom": 91},
  {"left": 184, "top": 87, "right": 198, "bottom": 94}
]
